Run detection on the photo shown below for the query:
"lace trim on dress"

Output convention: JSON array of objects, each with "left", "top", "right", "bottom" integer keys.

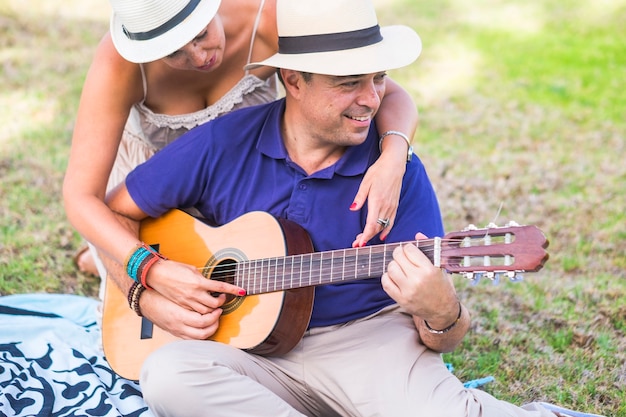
[{"left": 136, "top": 74, "right": 269, "bottom": 130}]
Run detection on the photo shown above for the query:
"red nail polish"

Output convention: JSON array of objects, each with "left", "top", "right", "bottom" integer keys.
[
  {"left": 238, "top": 289, "right": 247, "bottom": 296},
  {"left": 350, "top": 202, "right": 357, "bottom": 209}
]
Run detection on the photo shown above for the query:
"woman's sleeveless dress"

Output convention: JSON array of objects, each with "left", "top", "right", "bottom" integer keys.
[
  {"left": 92, "top": 1, "right": 279, "bottom": 294},
  {"left": 106, "top": 0, "right": 279, "bottom": 191}
]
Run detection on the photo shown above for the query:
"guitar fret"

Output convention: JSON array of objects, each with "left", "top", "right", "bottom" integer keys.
[
  {"left": 381, "top": 245, "right": 386, "bottom": 275},
  {"left": 258, "top": 258, "right": 263, "bottom": 294},
  {"left": 342, "top": 248, "right": 346, "bottom": 282},
  {"left": 300, "top": 254, "right": 305, "bottom": 289},
  {"left": 260, "top": 258, "right": 264, "bottom": 293},
  {"left": 270, "top": 258, "right": 275, "bottom": 292},
  {"left": 271, "top": 258, "right": 275, "bottom": 292},
  {"left": 264, "top": 258, "right": 270, "bottom": 293},
  {"left": 281, "top": 256, "right": 286, "bottom": 291},
  {"left": 262, "top": 258, "right": 266, "bottom": 293},
  {"left": 245, "top": 260, "right": 250, "bottom": 293},
  {"left": 245, "top": 259, "right": 250, "bottom": 294},
  {"left": 309, "top": 253, "right": 313, "bottom": 287},
  {"left": 354, "top": 248, "right": 358, "bottom": 280},
  {"left": 257, "top": 259, "right": 260, "bottom": 291},
  {"left": 257, "top": 258, "right": 263, "bottom": 293},
  {"left": 239, "top": 262, "right": 242, "bottom": 291},
  {"left": 242, "top": 261, "right": 246, "bottom": 290},
  {"left": 273, "top": 258, "right": 278, "bottom": 291},
  {"left": 244, "top": 260, "right": 249, "bottom": 293},
  {"left": 250, "top": 259, "right": 255, "bottom": 293},
  {"left": 290, "top": 255, "right": 295, "bottom": 290},
  {"left": 298, "top": 255, "right": 302, "bottom": 288},
  {"left": 248, "top": 261, "right": 251, "bottom": 294},
  {"left": 266, "top": 258, "right": 269, "bottom": 292},
  {"left": 255, "top": 258, "right": 260, "bottom": 295},
  {"left": 318, "top": 252, "right": 322, "bottom": 285}
]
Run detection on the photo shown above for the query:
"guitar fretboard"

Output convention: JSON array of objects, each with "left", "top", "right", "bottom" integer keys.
[{"left": 235, "top": 241, "right": 436, "bottom": 295}]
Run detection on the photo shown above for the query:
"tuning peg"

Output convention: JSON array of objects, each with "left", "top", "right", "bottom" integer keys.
[
  {"left": 507, "top": 272, "right": 524, "bottom": 282},
  {"left": 471, "top": 272, "right": 483, "bottom": 286},
  {"left": 486, "top": 222, "right": 498, "bottom": 229},
  {"left": 505, "top": 220, "right": 520, "bottom": 227},
  {"left": 492, "top": 273, "right": 501, "bottom": 285},
  {"left": 463, "top": 224, "right": 478, "bottom": 231},
  {"left": 462, "top": 272, "right": 480, "bottom": 284}
]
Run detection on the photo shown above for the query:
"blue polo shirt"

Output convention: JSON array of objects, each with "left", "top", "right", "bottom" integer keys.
[{"left": 126, "top": 99, "right": 443, "bottom": 328}]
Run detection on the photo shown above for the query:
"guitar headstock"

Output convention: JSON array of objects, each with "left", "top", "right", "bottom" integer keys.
[{"left": 441, "top": 221, "right": 549, "bottom": 283}]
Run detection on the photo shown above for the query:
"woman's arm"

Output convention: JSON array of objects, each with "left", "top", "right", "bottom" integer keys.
[
  {"left": 63, "top": 33, "right": 145, "bottom": 268},
  {"left": 103, "top": 182, "right": 246, "bottom": 339},
  {"left": 352, "top": 77, "right": 418, "bottom": 247}
]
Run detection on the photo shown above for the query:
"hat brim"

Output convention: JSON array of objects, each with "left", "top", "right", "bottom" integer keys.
[
  {"left": 245, "top": 26, "right": 421, "bottom": 76},
  {"left": 110, "top": 0, "right": 221, "bottom": 64}
]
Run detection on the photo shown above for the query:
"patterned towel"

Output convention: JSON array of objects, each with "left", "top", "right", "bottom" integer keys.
[
  {"left": 0, "top": 294, "right": 494, "bottom": 417},
  {"left": 0, "top": 294, "right": 152, "bottom": 417}
]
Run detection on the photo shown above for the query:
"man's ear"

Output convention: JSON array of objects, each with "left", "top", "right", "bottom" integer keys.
[{"left": 280, "top": 69, "right": 303, "bottom": 98}]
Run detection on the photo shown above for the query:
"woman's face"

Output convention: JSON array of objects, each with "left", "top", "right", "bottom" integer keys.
[{"left": 161, "top": 15, "right": 226, "bottom": 72}]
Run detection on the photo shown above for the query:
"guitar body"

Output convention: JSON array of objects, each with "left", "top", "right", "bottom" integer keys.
[{"left": 102, "top": 209, "right": 314, "bottom": 380}]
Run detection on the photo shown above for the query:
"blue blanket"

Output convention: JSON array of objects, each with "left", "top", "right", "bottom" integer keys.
[
  {"left": 0, "top": 294, "right": 152, "bottom": 417},
  {"left": 0, "top": 294, "right": 492, "bottom": 417}
]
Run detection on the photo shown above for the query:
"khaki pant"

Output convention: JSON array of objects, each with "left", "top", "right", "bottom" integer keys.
[{"left": 140, "top": 305, "right": 556, "bottom": 417}]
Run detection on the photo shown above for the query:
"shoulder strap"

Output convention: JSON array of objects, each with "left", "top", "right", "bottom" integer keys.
[
  {"left": 139, "top": 63, "right": 148, "bottom": 101},
  {"left": 245, "top": 0, "right": 267, "bottom": 72}
]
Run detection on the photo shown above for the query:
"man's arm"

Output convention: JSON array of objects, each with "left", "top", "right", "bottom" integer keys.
[{"left": 415, "top": 297, "right": 471, "bottom": 353}]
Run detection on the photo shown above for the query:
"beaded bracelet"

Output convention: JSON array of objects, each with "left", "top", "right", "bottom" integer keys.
[
  {"left": 124, "top": 242, "right": 167, "bottom": 289},
  {"left": 424, "top": 302, "right": 463, "bottom": 334},
  {"left": 378, "top": 130, "right": 414, "bottom": 163},
  {"left": 140, "top": 256, "right": 162, "bottom": 288},
  {"left": 127, "top": 281, "right": 146, "bottom": 317}
]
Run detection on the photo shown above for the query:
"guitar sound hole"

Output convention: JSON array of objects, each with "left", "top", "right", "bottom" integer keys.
[{"left": 210, "top": 258, "right": 238, "bottom": 303}]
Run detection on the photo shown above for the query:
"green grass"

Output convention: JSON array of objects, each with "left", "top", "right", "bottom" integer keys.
[
  {"left": 0, "top": 2, "right": 105, "bottom": 295},
  {"left": 383, "top": 0, "right": 626, "bottom": 414},
  {"left": 1, "top": 0, "right": 625, "bottom": 415}
]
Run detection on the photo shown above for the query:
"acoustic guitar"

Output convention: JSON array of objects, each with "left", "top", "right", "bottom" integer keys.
[{"left": 102, "top": 209, "right": 549, "bottom": 380}]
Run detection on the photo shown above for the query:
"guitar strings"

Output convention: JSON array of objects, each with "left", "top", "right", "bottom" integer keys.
[
  {"left": 192, "top": 245, "right": 490, "bottom": 294},
  {"left": 183, "top": 225, "right": 527, "bottom": 293},
  {"left": 191, "top": 236, "right": 492, "bottom": 278}
]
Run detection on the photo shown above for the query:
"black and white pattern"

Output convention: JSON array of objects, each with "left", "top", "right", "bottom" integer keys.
[
  {"left": 0, "top": 294, "right": 152, "bottom": 417},
  {"left": 0, "top": 294, "right": 494, "bottom": 417}
]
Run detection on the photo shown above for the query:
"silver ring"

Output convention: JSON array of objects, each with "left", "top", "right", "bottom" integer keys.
[{"left": 377, "top": 218, "right": 390, "bottom": 228}]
